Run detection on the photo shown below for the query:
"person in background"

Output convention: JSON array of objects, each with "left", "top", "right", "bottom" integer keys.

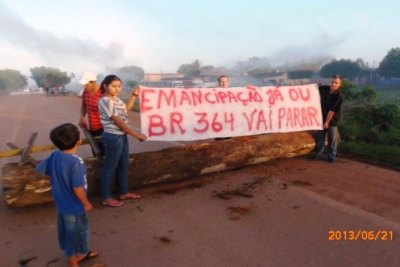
[
  {"left": 79, "top": 71, "right": 105, "bottom": 156},
  {"left": 218, "top": 75, "right": 230, "bottom": 88},
  {"left": 215, "top": 75, "right": 231, "bottom": 140},
  {"left": 314, "top": 74, "right": 344, "bottom": 163},
  {"left": 36, "top": 123, "right": 99, "bottom": 267},
  {"left": 98, "top": 74, "right": 147, "bottom": 207}
]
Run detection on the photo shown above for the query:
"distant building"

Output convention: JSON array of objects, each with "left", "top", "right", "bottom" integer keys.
[{"left": 143, "top": 73, "right": 184, "bottom": 82}]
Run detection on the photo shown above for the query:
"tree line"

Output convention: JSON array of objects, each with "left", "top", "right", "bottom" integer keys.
[
  {"left": 1, "top": 47, "right": 400, "bottom": 94},
  {"left": 0, "top": 65, "right": 145, "bottom": 94},
  {"left": 176, "top": 47, "right": 400, "bottom": 81}
]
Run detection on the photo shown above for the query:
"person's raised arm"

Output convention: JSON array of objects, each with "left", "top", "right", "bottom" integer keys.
[{"left": 126, "top": 86, "right": 140, "bottom": 111}]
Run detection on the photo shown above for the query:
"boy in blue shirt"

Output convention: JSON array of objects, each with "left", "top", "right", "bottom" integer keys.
[{"left": 37, "top": 123, "right": 99, "bottom": 267}]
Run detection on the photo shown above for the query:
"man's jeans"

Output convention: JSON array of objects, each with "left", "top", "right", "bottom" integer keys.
[
  {"left": 90, "top": 128, "right": 105, "bottom": 157},
  {"left": 101, "top": 132, "right": 130, "bottom": 200},
  {"left": 315, "top": 127, "right": 339, "bottom": 161}
]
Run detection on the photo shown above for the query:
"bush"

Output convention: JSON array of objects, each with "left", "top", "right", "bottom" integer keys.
[{"left": 341, "top": 85, "right": 400, "bottom": 146}]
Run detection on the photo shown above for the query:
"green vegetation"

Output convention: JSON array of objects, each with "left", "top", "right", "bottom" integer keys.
[
  {"left": 339, "top": 142, "right": 400, "bottom": 171},
  {"left": 177, "top": 59, "right": 215, "bottom": 78},
  {"left": 372, "top": 86, "right": 400, "bottom": 103},
  {"left": 320, "top": 59, "right": 364, "bottom": 80},
  {"left": 30, "top": 66, "right": 72, "bottom": 88},
  {"left": 378, "top": 47, "right": 400, "bottom": 79},
  {"left": 340, "top": 81, "right": 400, "bottom": 170},
  {"left": 288, "top": 70, "right": 313, "bottom": 79},
  {"left": 0, "top": 69, "right": 27, "bottom": 93}
]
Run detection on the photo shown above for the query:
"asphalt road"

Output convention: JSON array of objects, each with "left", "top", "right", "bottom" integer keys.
[{"left": 0, "top": 94, "right": 399, "bottom": 267}]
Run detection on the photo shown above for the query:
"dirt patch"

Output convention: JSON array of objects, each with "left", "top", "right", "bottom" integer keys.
[
  {"left": 19, "top": 256, "right": 37, "bottom": 267},
  {"left": 150, "top": 181, "right": 205, "bottom": 195},
  {"left": 158, "top": 236, "right": 172, "bottom": 244},
  {"left": 214, "top": 189, "right": 253, "bottom": 200},
  {"left": 290, "top": 180, "right": 314, "bottom": 186},
  {"left": 45, "top": 258, "right": 61, "bottom": 266},
  {"left": 228, "top": 205, "right": 254, "bottom": 220},
  {"left": 213, "top": 175, "right": 271, "bottom": 200}
]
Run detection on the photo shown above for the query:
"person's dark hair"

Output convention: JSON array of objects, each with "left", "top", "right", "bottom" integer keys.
[
  {"left": 331, "top": 74, "right": 344, "bottom": 81},
  {"left": 217, "top": 75, "right": 229, "bottom": 83},
  {"left": 50, "top": 123, "right": 80, "bottom": 150},
  {"left": 100, "top": 74, "right": 122, "bottom": 93}
]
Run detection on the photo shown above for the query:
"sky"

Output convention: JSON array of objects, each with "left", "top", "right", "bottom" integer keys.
[{"left": 0, "top": 0, "right": 399, "bottom": 78}]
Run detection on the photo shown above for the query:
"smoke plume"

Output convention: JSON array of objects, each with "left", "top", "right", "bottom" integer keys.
[{"left": 0, "top": 1, "right": 125, "bottom": 72}]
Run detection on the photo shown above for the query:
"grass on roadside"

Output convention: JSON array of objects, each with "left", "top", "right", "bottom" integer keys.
[{"left": 339, "top": 142, "right": 400, "bottom": 171}]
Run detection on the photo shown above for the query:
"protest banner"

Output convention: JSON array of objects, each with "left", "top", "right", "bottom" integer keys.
[{"left": 140, "top": 84, "right": 322, "bottom": 141}]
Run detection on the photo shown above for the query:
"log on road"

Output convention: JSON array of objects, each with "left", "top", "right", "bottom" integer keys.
[{"left": 2, "top": 131, "right": 316, "bottom": 208}]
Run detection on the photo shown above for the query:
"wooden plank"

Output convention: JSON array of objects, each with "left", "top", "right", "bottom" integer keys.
[
  {"left": 81, "top": 126, "right": 102, "bottom": 159},
  {"left": 6, "top": 143, "right": 39, "bottom": 166},
  {"left": 19, "top": 132, "right": 38, "bottom": 165}
]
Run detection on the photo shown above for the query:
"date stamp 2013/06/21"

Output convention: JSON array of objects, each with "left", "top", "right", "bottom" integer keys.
[{"left": 328, "top": 230, "right": 394, "bottom": 241}]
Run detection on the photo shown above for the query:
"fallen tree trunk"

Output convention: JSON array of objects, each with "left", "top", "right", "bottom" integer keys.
[{"left": 2, "top": 131, "right": 316, "bottom": 208}]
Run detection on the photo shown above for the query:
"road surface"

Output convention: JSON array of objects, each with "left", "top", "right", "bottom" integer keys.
[{"left": 0, "top": 94, "right": 399, "bottom": 267}]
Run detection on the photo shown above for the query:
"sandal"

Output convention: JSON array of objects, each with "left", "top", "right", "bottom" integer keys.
[
  {"left": 78, "top": 250, "right": 99, "bottom": 263},
  {"left": 101, "top": 198, "right": 123, "bottom": 207},
  {"left": 120, "top": 193, "right": 141, "bottom": 200}
]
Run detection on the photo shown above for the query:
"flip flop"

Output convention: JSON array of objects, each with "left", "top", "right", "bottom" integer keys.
[
  {"left": 78, "top": 251, "right": 99, "bottom": 263},
  {"left": 101, "top": 198, "right": 123, "bottom": 207},
  {"left": 120, "top": 193, "right": 141, "bottom": 200}
]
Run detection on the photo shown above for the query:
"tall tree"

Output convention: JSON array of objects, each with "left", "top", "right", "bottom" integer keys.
[
  {"left": 319, "top": 59, "right": 362, "bottom": 80},
  {"left": 378, "top": 48, "right": 400, "bottom": 79},
  {"left": 177, "top": 59, "right": 203, "bottom": 78},
  {"left": 235, "top": 57, "right": 271, "bottom": 72},
  {"left": 0, "top": 69, "right": 27, "bottom": 92},
  {"left": 287, "top": 70, "right": 313, "bottom": 79},
  {"left": 30, "top": 67, "right": 72, "bottom": 88}
]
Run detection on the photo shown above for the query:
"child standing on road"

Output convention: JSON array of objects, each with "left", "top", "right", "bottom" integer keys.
[
  {"left": 98, "top": 74, "right": 147, "bottom": 207},
  {"left": 36, "top": 123, "right": 99, "bottom": 267}
]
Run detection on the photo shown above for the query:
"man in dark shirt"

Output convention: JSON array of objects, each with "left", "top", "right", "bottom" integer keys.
[{"left": 315, "top": 74, "right": 344, "bottom": 163}]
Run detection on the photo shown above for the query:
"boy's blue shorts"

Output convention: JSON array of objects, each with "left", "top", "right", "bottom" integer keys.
[{"left": 57, "top": 212, "right": 89, "bottom": 257}]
